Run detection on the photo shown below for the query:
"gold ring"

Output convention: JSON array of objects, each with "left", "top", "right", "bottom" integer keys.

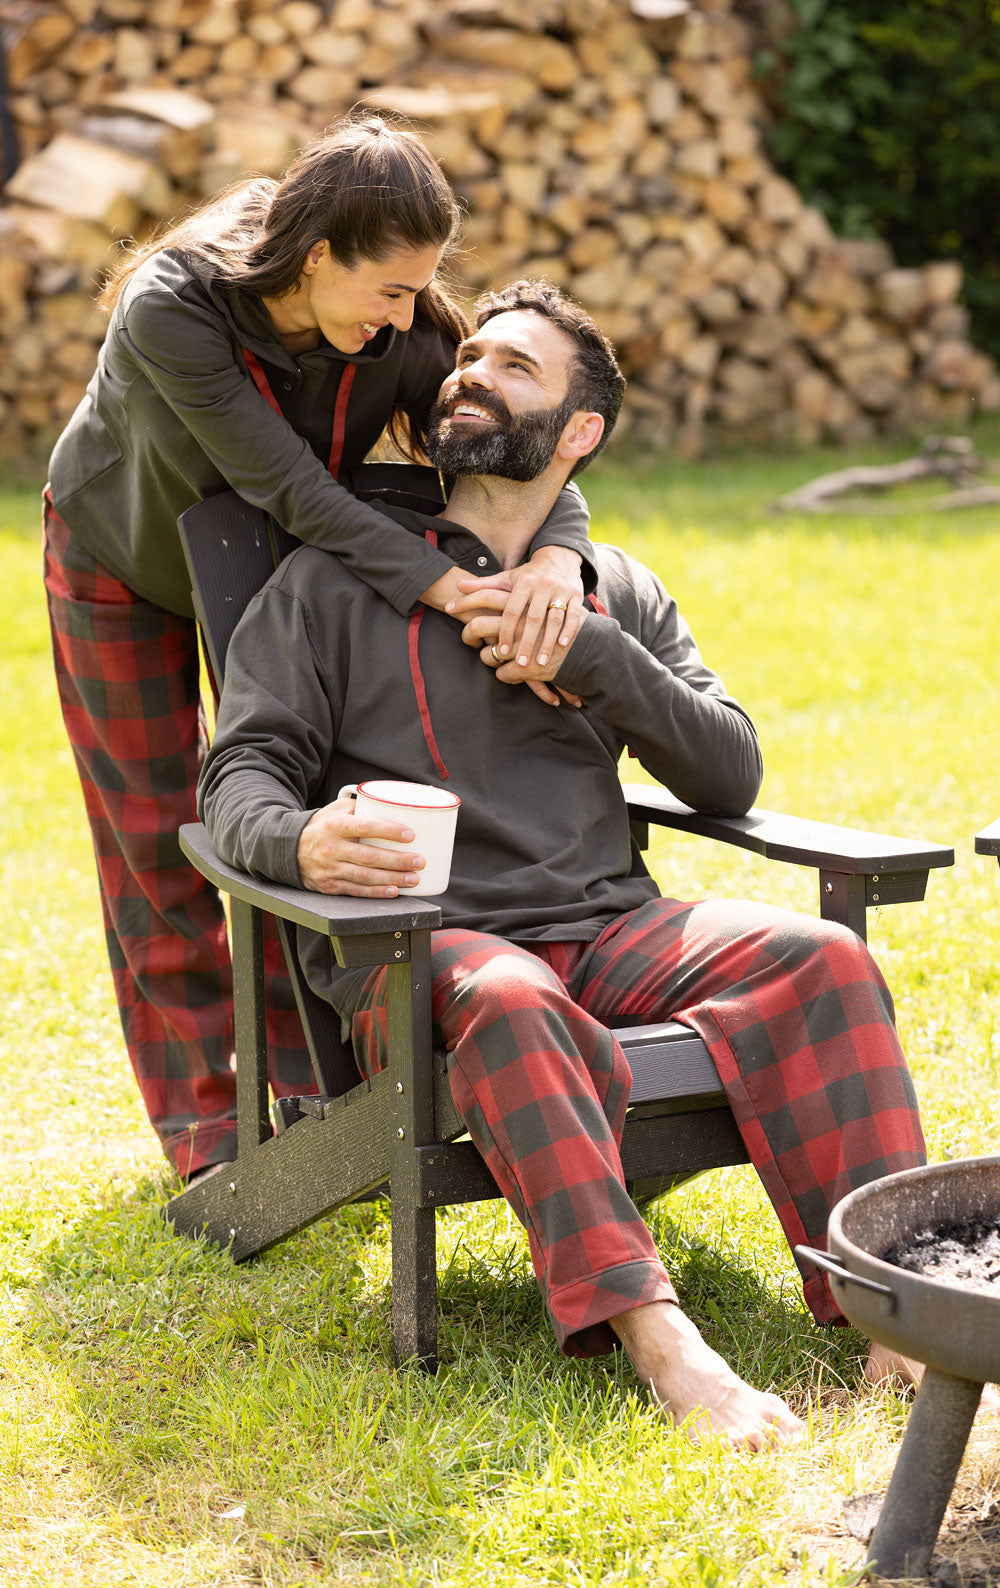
[
  {"left": 490, "top": 644, "right": 501, "bottom": 662},
  {"left": 548, "top": 599, "right": 568, "bottom": 612}
]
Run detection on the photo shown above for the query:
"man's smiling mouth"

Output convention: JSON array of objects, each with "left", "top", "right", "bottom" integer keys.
[{"left": 449, "top": 402, "right": 498, "bottom": 421}]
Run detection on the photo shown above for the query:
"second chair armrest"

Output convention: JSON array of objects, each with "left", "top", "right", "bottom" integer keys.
[
  {"left": 622, "top": 785, "right": 954, "bottom": 875},
  {"left": 975, "top": 819, "right": 1000, "bottom": 857},
  {"left": 179, "top": 821, "right": 443, "bottom": 936}
]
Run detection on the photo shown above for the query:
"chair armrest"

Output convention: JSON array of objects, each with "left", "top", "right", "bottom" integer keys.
[
  {"left": 975, "top": 819, "right": 1000, "bottom": 857},
  {"left": 622, "top": 785, "right": 954, "bottom": 876},
  {"left": 179, "top": 822, "right": 442, "bottom": 936}
]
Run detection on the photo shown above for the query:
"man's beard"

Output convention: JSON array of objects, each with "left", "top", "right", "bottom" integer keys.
[{"left": 426, "top": 387, "right": 578, "bottom": 482}]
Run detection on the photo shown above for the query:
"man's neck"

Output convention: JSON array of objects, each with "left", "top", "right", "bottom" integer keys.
[{"left": 441, "top": 471, "right": 564, "bottom": 568}]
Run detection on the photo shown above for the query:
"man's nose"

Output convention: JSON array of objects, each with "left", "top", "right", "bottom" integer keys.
[{"left": 458, "top": 358, "right": 494, "bottom": 389}]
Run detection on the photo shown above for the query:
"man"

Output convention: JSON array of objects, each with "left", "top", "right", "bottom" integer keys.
[{"left": 199, "top": 280, "right": 927, "bottom": 1449}]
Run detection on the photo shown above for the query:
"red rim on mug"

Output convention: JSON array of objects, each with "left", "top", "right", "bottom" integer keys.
[{"left": 356, "top": 780, "right": 461, "bottom": 811}]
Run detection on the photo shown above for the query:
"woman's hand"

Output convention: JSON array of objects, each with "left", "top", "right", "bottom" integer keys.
[
  {"left": 419, "top": 544, "right": 586, "bottom": 704},
  {"left": 417, "top": 564, "right": 469, "bottom": 615},
  {"left": 297, "top": 795, "right": 425, "bottom": 896},
  {"left": 449, "top": 544, "right": 585, "bottom": 660},
  {"left": 485, "top": 544, "right": 585, "bottom": 667},
  {"left": 419, "top": 546, "right": 584, "bottom": 666},
  {"left": 451, "top": 591, "right": 585, "bottom": 708}
]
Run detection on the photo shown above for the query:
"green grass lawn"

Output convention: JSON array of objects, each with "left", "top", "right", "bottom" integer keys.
[{"left": 2, "top": 428, "right": 1000, "bottom": 1587}]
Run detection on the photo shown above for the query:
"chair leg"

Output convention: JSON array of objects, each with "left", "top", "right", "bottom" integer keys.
[
  {"left": 230, "top": 897, "right": 270, "bottom": 1153},
  {"left": 391, "top": 1203, "right": 438, "bottom": 1371},
  {"left": 387, "top": 936, "right": 439, "bottom": 1370}
]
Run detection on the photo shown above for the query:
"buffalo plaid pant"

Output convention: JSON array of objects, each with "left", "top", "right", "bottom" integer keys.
[
  {"left": 42, "top": 498, "right": 313, "bottom": 1176},
  {"left": 344, "top": 897, "right": 926, "bottom": 1356}
]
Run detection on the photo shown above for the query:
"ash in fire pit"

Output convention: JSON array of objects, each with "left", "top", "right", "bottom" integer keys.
[{"left": 883, "top": 1214, "right": 1000, "bottom": 1295}]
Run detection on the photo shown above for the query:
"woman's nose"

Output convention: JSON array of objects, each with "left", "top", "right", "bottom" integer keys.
[{"left": 389, "top": 300, "right": 416, "bottom": 332}]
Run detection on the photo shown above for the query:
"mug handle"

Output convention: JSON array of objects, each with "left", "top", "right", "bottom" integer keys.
[{"left": 337, "top": 784, "right": 358, "bottom": 802}]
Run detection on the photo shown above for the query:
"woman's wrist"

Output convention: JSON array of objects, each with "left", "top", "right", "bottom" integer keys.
[
  {"left": 418, "top": 565, "right": 467, "bottom": 612},
  {"left": 530, "top": 543, "right": 583, "bottom": 572}
]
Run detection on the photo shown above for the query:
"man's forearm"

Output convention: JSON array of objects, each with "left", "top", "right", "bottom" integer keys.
[
  {"left": 555, "top": 615, "right": 762, "bottom": 816},
  {"left": 198, "top": 763, "right": 312, "bottom": 887}
]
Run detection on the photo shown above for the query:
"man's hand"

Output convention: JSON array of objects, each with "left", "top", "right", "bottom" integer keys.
[
  {"left": 296, "top": 795, "right": 425, "bottom": 897},
  {"left": 418, "top": 544, "right": 586, "bottom": 704}
]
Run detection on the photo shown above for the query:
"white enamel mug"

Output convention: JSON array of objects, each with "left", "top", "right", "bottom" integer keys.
[{"left": 337, "top": 779, "right": 462, "bottom": 895}]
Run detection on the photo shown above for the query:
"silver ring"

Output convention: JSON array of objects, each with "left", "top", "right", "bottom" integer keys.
[
  {"left": 490, "top": 644, "right": 501, "bottom": 662},
  {"left": 548, "top": 599, "right": 568, "bottom": 612}
]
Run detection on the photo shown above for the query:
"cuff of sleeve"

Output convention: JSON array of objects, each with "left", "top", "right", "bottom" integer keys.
[
  {"left": 260, "top": 808, "right": 314, "bottom": 889},
  {"left": 553, "top": 609, "right": 612, "bottom": 693},
  {"left": 389, "top": 546, "right": 456, "bottom": 615}
]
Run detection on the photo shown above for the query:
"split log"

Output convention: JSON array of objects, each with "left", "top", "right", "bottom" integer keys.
[
  {"left": 5, "top": 130, "right": 175, "bottom": 229},
  {"left": 0, "top": 0, "right": 997, "bottom": 453}
]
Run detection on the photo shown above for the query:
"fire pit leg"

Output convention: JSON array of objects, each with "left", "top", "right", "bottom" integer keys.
[{"left": 866, "top": 1368, "right": 982, "bottom": 1580}]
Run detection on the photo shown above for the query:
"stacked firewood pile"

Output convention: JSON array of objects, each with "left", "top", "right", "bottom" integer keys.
[{"left": 2, "top": 0, "right": 998, "bottom": 456}]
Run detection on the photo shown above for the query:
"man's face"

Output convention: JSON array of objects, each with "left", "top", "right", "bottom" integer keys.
[{"left": 427, "top": 310, "right": 581, "bottom": 482}]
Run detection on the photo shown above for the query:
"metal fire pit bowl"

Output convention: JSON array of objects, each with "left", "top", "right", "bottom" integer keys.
[{"left": 796, "top": 1154, "right": 1000, "bottom": 1580}]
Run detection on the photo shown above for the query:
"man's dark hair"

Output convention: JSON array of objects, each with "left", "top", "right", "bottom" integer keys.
[{"left": 473, "top": 279, "right": 626, "bottom": 475}]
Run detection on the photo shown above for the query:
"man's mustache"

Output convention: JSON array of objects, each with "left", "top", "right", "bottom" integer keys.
[{"left": 439, "top": 384, "right": 511, "bottom": 423}]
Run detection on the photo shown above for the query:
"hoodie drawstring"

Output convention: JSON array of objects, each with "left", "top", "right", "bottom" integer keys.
[
  {"left": 407, "top": 579, "right": 607, "bottom": 784},
  {"left": 242, "top": 348, "right": 356, "bottom": 478},
  {"left": 407, "top": 527, "right": 450, "bottom": 781},
  {"left": 244, "top": 348, "right": 447, "bottom": 778}
]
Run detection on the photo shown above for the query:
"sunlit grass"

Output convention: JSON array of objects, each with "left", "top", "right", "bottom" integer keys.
[{"left": 3, "top": 423, "right": 1000, "bottom": 1585}]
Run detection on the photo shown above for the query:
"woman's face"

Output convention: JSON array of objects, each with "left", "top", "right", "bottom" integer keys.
[{"left": 268, "top": 240, "right": 443, "bottom": 355}]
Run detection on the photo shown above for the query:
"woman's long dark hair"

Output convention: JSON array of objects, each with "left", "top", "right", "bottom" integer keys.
[{"left": 101, "top": 112, "right": 469, "bottom": 458}]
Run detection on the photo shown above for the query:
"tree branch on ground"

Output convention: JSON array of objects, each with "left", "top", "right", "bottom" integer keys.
[{"left": 774, "top": 436, "right": 1000, "bottom": 513}]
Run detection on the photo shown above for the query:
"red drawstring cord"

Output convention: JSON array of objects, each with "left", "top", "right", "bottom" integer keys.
[
  {"left": 407, "top": 526, "right": 450, "bottom": 781},
  {"left": 243, "top": 346, "right": 447, "bottom": 776},
  {"left": 242, "top": 347, "right": 356, "bottom": 478}
]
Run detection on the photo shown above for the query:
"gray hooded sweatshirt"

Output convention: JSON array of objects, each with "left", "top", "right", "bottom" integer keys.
[{"left": 198, "top": 502, "right": 762, "bottom": 1017}]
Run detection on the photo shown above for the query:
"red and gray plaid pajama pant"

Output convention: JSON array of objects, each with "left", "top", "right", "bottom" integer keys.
[
  {"left": 344, "top": 896, "right": 926, "bottom": 1356},
  {"left": 42, "top": 497, "right": 313, "bottom": 1176}
]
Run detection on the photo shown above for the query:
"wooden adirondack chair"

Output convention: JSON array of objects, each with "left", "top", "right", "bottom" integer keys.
[
  {"left": 166, "top": 469, "right": 955, "bottom": 1369},
  {"left": 976, "top": 820, "right": 1000, "bottom": 869}
]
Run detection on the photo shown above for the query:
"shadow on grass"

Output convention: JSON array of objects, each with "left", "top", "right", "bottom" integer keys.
[
  {"left": 7, "top": 1169, "right": 894, "bottom": 1576},
  {"left": 930, "top": 1496, "right": 1000, "bottom": 1588},
  {"left": 18, "top": 1169, "right": 864, "bottom": 1449}
]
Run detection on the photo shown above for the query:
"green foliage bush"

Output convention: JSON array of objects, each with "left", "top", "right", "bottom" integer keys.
[{"left": 750, "top": 0, "right": 1000, "bottom": 358}]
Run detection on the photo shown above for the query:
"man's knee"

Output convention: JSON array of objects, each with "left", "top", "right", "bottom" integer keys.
[
  {"left": 712, "top": 902, "right": 897, "bottom": 1034},
  {"left": 749, "top": 904, "right": 883, "bottom": 980},
  {"left": 795, "top": 913, "right": 887, "bottom": 984},
  {"left": 448, "top": 949, "right": 563, "bottom": 1023}
]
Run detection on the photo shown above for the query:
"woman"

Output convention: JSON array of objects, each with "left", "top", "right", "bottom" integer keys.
[{"left": 43, "top": 114, "right": 592, "bottom": 1181}]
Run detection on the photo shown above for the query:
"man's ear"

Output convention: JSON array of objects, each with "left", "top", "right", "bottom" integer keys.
[{"left": 557, "top": 410, "right": 605, "bottom": 466}]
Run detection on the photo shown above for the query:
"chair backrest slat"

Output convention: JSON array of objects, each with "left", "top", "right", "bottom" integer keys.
[
  {"left": 180, "top": 492, "right": 281, "bottom": 689},
  {"left": 179, "top": 465, "right": 447, "bottom": 690}
]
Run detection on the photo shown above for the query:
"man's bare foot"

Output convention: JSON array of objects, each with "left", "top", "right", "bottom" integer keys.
[
  {"left": 863, "top": 1341, "right": 922, "bottom": 1388},
  {"left": 610, "top": 1300, "right": 805, "bottom": 1452},
  {"left": 864, "top": 1342, "right": 1000, "bottom": 1417}
]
